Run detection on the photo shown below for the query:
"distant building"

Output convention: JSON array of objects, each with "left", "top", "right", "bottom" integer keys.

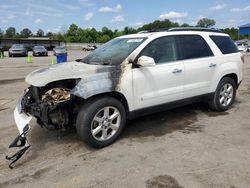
[{"left": 0, "top": 37, "right": 65, "bottom": 50}]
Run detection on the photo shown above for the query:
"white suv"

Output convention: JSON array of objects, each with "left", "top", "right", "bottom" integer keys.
[{"left": 7, "top": 28, "right": 243, "bottom": 166}]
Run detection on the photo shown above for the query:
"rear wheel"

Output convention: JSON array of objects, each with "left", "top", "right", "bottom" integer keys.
[
  {"left": 208, "top": 77, "right": 236, "bottom": 111},
  {"left": 76, "top": 96, "right": 126, "bottom": 148}
]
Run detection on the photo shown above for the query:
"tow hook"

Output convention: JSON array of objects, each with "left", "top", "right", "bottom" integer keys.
[{"left": 6, "top": 129, "right": 30, "bottom": 169}]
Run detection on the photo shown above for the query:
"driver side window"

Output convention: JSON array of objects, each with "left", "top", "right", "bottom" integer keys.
[{"left": 139, "top": 36, "right": 178, "bottom": 64}]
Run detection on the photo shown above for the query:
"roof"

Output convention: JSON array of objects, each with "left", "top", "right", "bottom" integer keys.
[
  {"left": 239, "top": 23, "right": 250, "bottom": 28},
  {"left": 118, "top": 29, "right": 227, "bottom": 40}
]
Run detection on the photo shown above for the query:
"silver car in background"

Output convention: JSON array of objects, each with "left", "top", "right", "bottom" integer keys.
[
  {"left": 32, "top": 46, "right": 48, "bottom": 56},
  {"left": 53, "top": 46, "right": 67, "bottom": 56},
  {"left": 9, "top": 44, "right": 28, "bottom": 57}
]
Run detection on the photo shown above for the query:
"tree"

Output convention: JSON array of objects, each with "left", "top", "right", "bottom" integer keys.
[
  {"left": 5, "top": 27, "right": 16, "bottom": 38},
  {"left": 20, "top": 28, "right": 32, "bottom": 38},
  {"left": 36, "top": 29, "right": 44, "bottom": 37},
  {"left": 0, "top": 28, "right": 3, "bottom": 38},
  {"left": 97, "top": 34, "right": 111, "bottom": 43},
  {"left": 196, "top": 18, "right": 215, "bottom": 28},
  {"left": 66, "top": 24, "right": 79, "bottom": 42},
  {"left": 46, "top": 32, "right": 53, "bottom": 38},
  {"left": 123, "top": 27, "right": 137, "bottom": 35}
]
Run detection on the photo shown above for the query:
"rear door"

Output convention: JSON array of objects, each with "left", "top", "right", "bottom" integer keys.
[
  {"left": 132, "top": 36, "right": 184, "bottom": 110},
  {"left": 176, "top": 35, "right": 216, "bottom": 98}
]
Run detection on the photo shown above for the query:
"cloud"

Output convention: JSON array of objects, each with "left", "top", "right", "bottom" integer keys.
[
  {"left": 34, "top": 18, "right": 43, "bottom": 23},
  {"left": 198, "top": 15, "right": 205, "bottom": 20},
  {"left": 99, "top": 4, "right": 122, "bottom": 13},
  {"left": 1, "top": 13, "right": 16, "bottom": 24},
  {"left": 84, "top": 12, "right": 94, "bottom": 21},
  {"left": 209, "top": 3, "right": 226, "bottom": 11},
  {"left": 230, "top": 5, "right": 250, "bottom": 12},
  {"left": 63, "top": 4, "right": 80, "bottom": 10},
  {"left": 159, "top": 11, "right": 188, "bottom": 20},
  {"left": 132, "top": 22, "right": 144, "bottom": 27},
  {"left": 25, "top": 8, "right": 31, "bottom": 16},
  {"left": 7, "top": 14, "right": 16, "bottom": 20},
  {"left": 79, "top": 0, "right": 94, "bottom": 7},
  {"left": 23, "top": 3, "right": 63, "bottom": 17},
  {"left": 1, "top": 19, "right": 9, "bottom": 23},
  {"left": 111, "top": 15, "right": 125, "bottom": 23},
  {"left": 0, "top": 4, "right": 9, "bottom": 9}
]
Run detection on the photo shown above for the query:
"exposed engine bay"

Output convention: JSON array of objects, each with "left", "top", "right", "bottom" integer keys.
[{"left": 22, "top": 79, "right": 81, "bottom": 130}]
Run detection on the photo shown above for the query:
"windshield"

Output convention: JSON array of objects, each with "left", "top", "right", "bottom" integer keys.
[
  {"left": 55, "top": 46, "right": 65, "bottom": 50},
  {"left": 34, "top": 46, "right": 46, "bottom": 50},
  {"left": 81, "top": 37, "right": 146, "bottom": 65},
  {"left": 12, "top": 44, "right": 25, "bottom": 48}
]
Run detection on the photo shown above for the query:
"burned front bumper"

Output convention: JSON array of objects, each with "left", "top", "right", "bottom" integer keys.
[{"left": 6, "top": 91, "right": 33, "bottom": 168}]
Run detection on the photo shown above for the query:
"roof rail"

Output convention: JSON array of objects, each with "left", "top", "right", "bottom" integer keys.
[
  {"left": 168, "top": 27, "right": 222, "bottom": 33},
  {"left": 137, "top": 27, "right": 222, "bottom": 33}
]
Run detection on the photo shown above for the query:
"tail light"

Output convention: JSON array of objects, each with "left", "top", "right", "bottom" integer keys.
[{"left": 241, "top": 55, "right": 245, "bottom": 63}]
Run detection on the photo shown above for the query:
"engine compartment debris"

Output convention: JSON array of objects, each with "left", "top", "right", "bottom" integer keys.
[{"left": 42, "top": 88, "right": 71, "bottom": 105}]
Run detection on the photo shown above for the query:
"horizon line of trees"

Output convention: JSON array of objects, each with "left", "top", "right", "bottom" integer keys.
[{"left": 0, "top": 18, "right": 247, "bottom": 43}]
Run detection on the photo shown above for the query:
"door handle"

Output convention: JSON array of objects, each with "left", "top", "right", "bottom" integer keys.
[
  {"left": 172, "top": 68, "right": 182, "bottom": 74},
  {"left": 209, "top": 63, "right": 217, "bottom": 68}
]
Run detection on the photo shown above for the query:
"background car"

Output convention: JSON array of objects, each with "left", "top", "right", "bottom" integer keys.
[
  {"left": 82, "top": 44, "right": 97, "bottom": 51},
  {"left": 246, "top": 44, "right": 250, "bottom": 52},
  {"left": 9, "top": 44, "right": 28, "bottom": 57},
  {"left": 53, "top": 46, "right": 67, "bottom": 56},
  {"left": 236, "top": 43, "right": 248, "bottom": 52},
  {"left": 32, "top": 46, "right": 48, "bottom": 56}
]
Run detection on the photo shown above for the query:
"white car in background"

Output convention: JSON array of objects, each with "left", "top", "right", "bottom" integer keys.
[{"left": 236, "top": 43, "right": 248, "bottom": 52}]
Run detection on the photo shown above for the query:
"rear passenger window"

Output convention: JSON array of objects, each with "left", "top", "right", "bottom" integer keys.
[
  {"left": 139, "top": 36, "right": 178, "bottom": 64},
  {"left": 210, "top": 36, "right": 238, "bottom": 54},
  {"left": 177, "top": 35, "right": 213, "bottom": 60}
]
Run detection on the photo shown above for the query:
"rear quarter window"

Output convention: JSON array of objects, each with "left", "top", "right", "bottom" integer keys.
[
  {"left": 176, "top": 35, "right": 213, "bottom": 60},
  {"left": 210, "top": 35, "right": 238, "bottom": 54}
]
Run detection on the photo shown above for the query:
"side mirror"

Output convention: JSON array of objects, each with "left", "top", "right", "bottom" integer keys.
[{"left": 137, "top": 56, "right": 156, "bottom": 67}]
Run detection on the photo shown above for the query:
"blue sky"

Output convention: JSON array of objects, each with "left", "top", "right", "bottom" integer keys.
[{"left": 0, "top": 0, "right": 249, "bottom": 33}]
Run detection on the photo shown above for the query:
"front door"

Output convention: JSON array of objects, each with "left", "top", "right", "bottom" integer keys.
[{"left": 132, "top": 36, "right": 184, "bottom": 110}]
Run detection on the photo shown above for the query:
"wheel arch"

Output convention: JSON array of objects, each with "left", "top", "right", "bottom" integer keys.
[
  {"left": 82, "top": 91, "right": 130, "bottom": 118},
  {"left": 221, "top": 73, "right": 238, "bottom": 88}
]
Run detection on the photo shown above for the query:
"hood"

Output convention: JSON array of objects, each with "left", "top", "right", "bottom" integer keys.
[{"left": 25, "top": 61, "right": 121, "bottom": 87}]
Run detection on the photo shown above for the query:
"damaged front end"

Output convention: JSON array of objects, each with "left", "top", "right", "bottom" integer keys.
[{"left": 6, "top": 79, "right": 81, "bottom": 168}]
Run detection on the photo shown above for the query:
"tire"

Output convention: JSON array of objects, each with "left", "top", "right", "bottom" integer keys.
[
  {"left": 208, "top": 77, "right": 236, "bottom": 112},
  {"left": 9, "top": 53, "right": 12, "bottom": 57},
  {"left": 76, "top": 96, "right": 126, "bottom": 148}
]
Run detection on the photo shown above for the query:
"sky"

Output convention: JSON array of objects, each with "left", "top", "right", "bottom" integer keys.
[{"left": 0, "top": 0, "right": 249, "bottom": 33}]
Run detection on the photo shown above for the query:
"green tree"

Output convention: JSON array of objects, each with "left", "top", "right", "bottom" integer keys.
[
  {"left": 66, "top": 24, "right": 79, "bottom": 42},
  {"left": 46, "top": 32, "right": 53, "bottom": 38},
  {"left": 0, "top": 28, "right": 3, "bottom": 38},
  {"left": 97, "top": 34, "right": 111, "bottom": 43},
  {"left": 123, "top": 27, "right": 137, "bottom": 35},
  {"left": 102, "top": 27, "right": 113, "bottom": 39},
  {"left": 5, "top": 27, "right": 16, "bottom": 38},
  {"left": 196, "top": 18, "right": 216, "bottom": 28},
  {"left": 20, "top": 28, "right": 32, "bottom": 38},
  {"left": 36, "top": 29, "right": 44, "bottom": 37}
]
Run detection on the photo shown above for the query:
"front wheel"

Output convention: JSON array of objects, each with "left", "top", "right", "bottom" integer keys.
[
  {"left": 76, "top": 96, "right": 126, "bottom": 148},
  {"left": 208, "top": 77, "right": 236, "bottom": 111}
]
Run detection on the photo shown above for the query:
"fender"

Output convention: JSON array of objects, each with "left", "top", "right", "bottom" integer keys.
[{"left": 210, "top": 60, "right": 242, "bottom": 92}]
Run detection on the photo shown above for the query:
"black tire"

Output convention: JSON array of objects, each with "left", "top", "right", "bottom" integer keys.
[
  {"left": 9, "top": 53, "right": 12, "bottom": 57},
  {"left": 76, "top": 96, "right": 126, "bottom": 148},
  {"left": 208, "top": 77, "right": 236, "bottom": 112}
]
